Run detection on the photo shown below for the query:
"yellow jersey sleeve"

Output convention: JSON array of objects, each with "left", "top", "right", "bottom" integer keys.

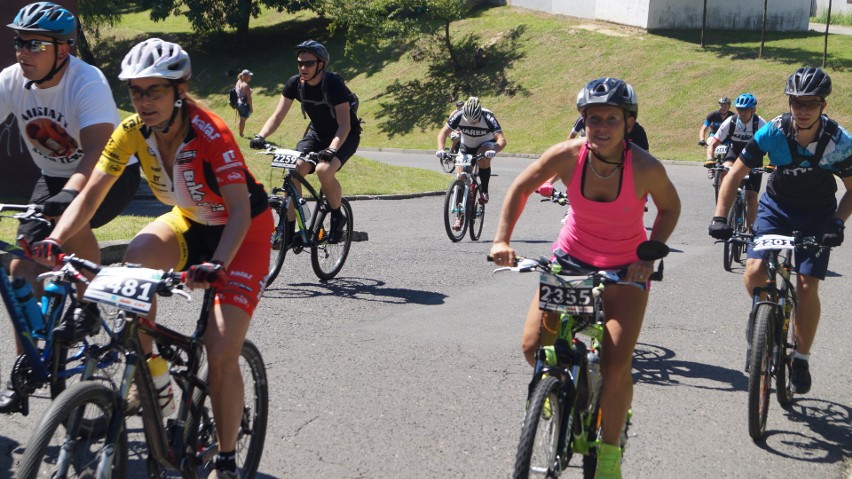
[{"left": 96, "top": 115, "right": 146, "bottom": 177}]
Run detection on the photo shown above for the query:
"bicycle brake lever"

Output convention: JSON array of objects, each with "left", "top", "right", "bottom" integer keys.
[{"left": 172, "top": 286, "right": 192, "bottom": 301}]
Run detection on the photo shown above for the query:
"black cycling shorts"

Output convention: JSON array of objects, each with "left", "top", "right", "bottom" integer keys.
[
  {"left": 18, "top": 164, "right": 141, "bottom": 244},
  {"left": 296, "top": 127, "right": 360, "bottom": 170}
]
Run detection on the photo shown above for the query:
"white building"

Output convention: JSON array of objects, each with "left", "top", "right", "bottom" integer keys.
[
  {"left": 508, "top": 0, "right": 813, "bottom": 31},
  {"left": 812, "top": 0, "right": 852, "bottom": 15}
]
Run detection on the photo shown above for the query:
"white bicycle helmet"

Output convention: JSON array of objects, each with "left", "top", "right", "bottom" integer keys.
[{"left": 119, "top": 38, "right": 191, "bottom": 81}]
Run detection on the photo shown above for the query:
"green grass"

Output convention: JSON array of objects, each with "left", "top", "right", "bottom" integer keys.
[
  {"left": 71, "top": 5, "right": 852, "bottom": 241},
  {"left": 811, "top": 12, "right": 852, "bottom": 26}
]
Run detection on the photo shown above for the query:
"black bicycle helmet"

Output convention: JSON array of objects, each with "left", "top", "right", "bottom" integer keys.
[
  {"left": 718, "top": 96, "right": 731, "bottom": 105},
  {"left": 785, "top": 67, "right": 832, "bottom": 98},
  {"left": 295, "top": 40, "right": 330, "bottom": 65},
  {"left": 7, "top": 2, "right": 76, "bottom": 42},
  {"left": 576, "top": 77, "right": 639, "bottom": 119}
]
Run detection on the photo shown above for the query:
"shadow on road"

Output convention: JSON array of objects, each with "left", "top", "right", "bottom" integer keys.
[
  {"left": 753, "top": 398, "right": 852, "bottom": 464},
  {"left": 632, "top": 342, "right": 748, "bottom": 391},
  {"left": 264, "top": 277, "right": 447, "bottom": 305}
]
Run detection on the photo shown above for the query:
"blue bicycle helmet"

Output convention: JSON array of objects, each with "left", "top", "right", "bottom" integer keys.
[
  {"left": 734, "top": 93, "right": 757, "bottom": 109},
  {"left": 7, "top": 2, "right": 76, "bottom": 43}
]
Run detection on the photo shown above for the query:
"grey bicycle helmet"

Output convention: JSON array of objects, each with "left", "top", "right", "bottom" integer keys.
[
  {"left": 118, "top": 38, "right": 192, "bottom": 81},
  {"left": 718, "top": 96, "right": 731, "bottom": 105},
  {"left": 785, "top": 67, "right": 832, "bottom": 98},
  {"left": 295, "top": 40, "right": 330, "bottom": 64},
  {"left": 576, "top": 77, "right": 639, "bottom": 119},
  {"left": 463, "top": 97, "right": 482, "bottom": 122},
  {"left": 7, "top": 2, "right": 76, "bottom": 42}
]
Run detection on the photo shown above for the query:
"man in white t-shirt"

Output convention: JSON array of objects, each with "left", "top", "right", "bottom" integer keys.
[{"left": 0, "top": 2, "right": 139, "bottom": 413}]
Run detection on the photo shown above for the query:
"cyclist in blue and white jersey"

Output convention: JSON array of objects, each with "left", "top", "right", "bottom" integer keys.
[
  {"left": 710, "top": 67, "right": 852, "bottom": 395},
  {"left": 698, "top": 96, "right": 734, "bottom": 146},
  {"left": 705, "top": 93, "right": 767, "bottom": 223},
  {"left": 436, "top": 96, "right": 507, "bottom": 213}
]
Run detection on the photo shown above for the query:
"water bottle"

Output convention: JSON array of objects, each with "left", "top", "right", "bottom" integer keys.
[
  {"left": 12, "top": 278, "right": 45, "bottom": 333},
  {"left": 147, "top": 355, "right": 176, "bottom": 417},
  {"left": 298, "top": 198, "right": 311, "bottom": 231},
  {"left": 587, "top": 348, "right": 602, "bottom": 408}
]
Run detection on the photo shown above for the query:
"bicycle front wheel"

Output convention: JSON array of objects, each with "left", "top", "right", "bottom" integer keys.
[
  {"left": 190, "top": 340, "right": 269, "bottom": 478},
  {"left": 443, "top": 179, "right": 468, "bottom": 242},
  {"left": 513, "top": 375, "right": 563, "bottom": 479},
  {"left": 266, "top": 195, "right": 290, "bottom": 287},
  {"left": 17, "top": 381, "right": 127, "bottom": 479},
  {"left": 468, "top": 189, "right": 485, "bottom": 241},
  {"left": 440, "top": 156, "right": 455, "bottom": 173},
  {"left": 311, "top": 198, "right": 353, "bottom": 280},
  {"left": 747, "top": 303, "right": 774, "bottom": 442}
]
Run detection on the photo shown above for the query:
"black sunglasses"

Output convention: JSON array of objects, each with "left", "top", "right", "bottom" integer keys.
[
  {"left": 128, "top": 83, "right": 173, "bottom": 101},
  {"left": 296, "top": 60, "right": 318, "bottom": 68},
  {"left": 13, "top": 37, "right": 53, "bottom": 53}
]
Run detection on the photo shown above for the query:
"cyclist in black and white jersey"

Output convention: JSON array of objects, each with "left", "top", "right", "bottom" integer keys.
[
  {"left": 698, "top": 96, "right": 734, "bottom": 146},
  {"left": 705, "top": 93, "right": 767, "bottom": 224},
  {"left": 436, "top": 96, "right": 507, "bottom": 206}
]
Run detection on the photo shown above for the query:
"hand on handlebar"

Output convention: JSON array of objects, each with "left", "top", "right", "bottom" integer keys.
[
  {"left": 249, "top": 135, "right": 266, "bottom": 150},
  {"left": 484, "top": 150, "right": 497, "bottom": 159},
  {"left": 186, "top": 261, "right": 229, "bottom": 289},
  {"left": 488, "top": 242, "right": 517, "bottom": 267},
  {"left": 537, "top": 182, "right": 554, "bottom": 197},
  {"left": 29, "top": 238, "right": 63, "bottom": 266},
  {"left": 698, "top": 140, "right": 707, "bottom": 147},
  {"left": 708, "top": 216, "right": 733, "bottom": 240},
  {"left": 626, "top": 260, "right": 654, "bottom": 283},
  {"left": 821, "top": 219, "right": 845, "bottom": 247},
  {"left": 436, "top": 150, "right": 447, "bottom": 159}
]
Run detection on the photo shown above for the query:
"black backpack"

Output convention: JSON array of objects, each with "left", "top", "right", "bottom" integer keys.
[
  {"left": 726, "top": 114, "right": 760, "bottom": 143},
  {"left": 297, "top": 72, "right": 360, "bottom": 127},
  {"left": 779, "top": 113, "right": 840, "bottom": 166},
  {"left": 228, "top": 87, "right": 239, "bottom": 109}
]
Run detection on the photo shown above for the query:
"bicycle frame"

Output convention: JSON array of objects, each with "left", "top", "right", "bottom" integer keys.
[
  {"left": 448, "top": 153, "right": 481, "bottom": 218},
  {"left": 273, "top": 167, "right": 328, "bottom": 248},
  {"left": 80, "top": 285, "right": 217, "bottom": 475}
]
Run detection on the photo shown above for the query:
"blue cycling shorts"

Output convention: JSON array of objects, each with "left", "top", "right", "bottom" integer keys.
[{"left": 748, "top": 194, "right": 835, "bottom": 279}]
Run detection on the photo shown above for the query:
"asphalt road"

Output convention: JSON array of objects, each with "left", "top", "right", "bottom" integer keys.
[{"left": 1, "top": 150, "right": 850, "bottom": 478}]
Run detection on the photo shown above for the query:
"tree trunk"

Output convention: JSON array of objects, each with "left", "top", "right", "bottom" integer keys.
[
  {"left": 236, "top": 0, "right": 252, "bottom": 48},
  {"left": 75, "top": 24, "right": 97, "bottom": 66}
]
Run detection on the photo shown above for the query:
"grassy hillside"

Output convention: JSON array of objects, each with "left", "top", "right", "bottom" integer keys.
[{"left": 96, "top": 4, "right": 852, "bottom": 164}]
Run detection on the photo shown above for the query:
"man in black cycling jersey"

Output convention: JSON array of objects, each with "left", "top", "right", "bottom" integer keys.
[
  {"left": 710, "top": 67, "right": 852, "bottom": 395},
  {"left": 250, "top": 40, "right": 359, "bottom": 243},
  {"left": 698, "top": 96, "right": 734, "bottom": 146},
  {"left": 436, "top": 96, "right": 507, "bottom": 215}
]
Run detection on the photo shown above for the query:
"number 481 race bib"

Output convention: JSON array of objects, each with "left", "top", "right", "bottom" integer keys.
[{"left": 83, "top": 267, "right": 163, "bottom": 314}]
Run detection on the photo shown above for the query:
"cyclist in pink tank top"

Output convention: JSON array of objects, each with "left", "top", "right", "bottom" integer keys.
[{"left": 490, "top": 78, "right": 680, "bottom": 478}]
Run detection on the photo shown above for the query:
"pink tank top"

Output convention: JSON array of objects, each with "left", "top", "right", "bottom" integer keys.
[{"left": 554, "top": 143, "right": 647, "bottom": 268}]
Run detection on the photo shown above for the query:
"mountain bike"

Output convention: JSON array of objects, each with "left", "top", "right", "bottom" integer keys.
[
  {"left": 541, "top": 189, "right": 570, "bottom": 224},
  {"left": 17, "top": 262, "right": 268, "bottom": 478},
  {"left": 706, "top": 144, "right": 729, "bottom": 203},
  {"left": 745, "top": 233, "right": 824, "bottom": 442},
  {"left": 0, "top": 204, "right": 121, "bottom": 419},
  {"left": 443, "top": 152, "right": 487, "bottom": 242},
  {"left": 719, "top": 167, "right": 770, "bottom": 272},
  {"left": 493, "top": 241, "right": 669, "bottom": 478},
  {"left": 260, "top": 145, "right": 353, "bottom": 285}
]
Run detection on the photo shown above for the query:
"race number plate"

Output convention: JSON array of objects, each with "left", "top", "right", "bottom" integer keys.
[
  {"left": 271, "top": 153, "right": 300, "bottom": 169},
  {"left": 454, "top": 154, "right": 474, "bottom": 168},
  {"left": 538, "top": 273, "right": 596, "bottom": 314},
  {"left": 752, "top": 235, "right": 796, "bottom": 252},
  {"left": 83, "top": 267, "right": 163, "bottom": 314}
]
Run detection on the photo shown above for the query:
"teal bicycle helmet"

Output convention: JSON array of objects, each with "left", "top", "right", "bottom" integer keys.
[
  {"left": 734, "top": 93, "right": 757, "bottom": 109},
  {"left": 7, "top": 2, "right": 76, "bottom": 43}
]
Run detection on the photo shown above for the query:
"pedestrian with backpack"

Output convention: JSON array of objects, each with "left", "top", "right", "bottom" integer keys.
[
  {"left": 250, "top": 40, "right": 359, "bottom": 243},
  {"left": 233, "top": 68, "right": 253, "bottom": 137}
]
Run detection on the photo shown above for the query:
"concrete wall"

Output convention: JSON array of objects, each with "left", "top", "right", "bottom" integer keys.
[
  {"left": 814, "top": 0, "right": 852, "bottom": 15},
  {"left": 508, "top": 0, "right": 812, "bottom": 31}
]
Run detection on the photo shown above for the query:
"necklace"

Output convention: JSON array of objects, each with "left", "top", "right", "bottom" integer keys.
[{"left": 587, "top": 153, "right": 621, "bottom": 180}]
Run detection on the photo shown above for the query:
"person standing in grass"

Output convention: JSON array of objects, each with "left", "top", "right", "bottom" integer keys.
[{"left": 234, "top": 68, "right": 253, "bottom": 137}]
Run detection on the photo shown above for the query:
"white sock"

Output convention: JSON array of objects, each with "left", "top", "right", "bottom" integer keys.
[{"left": 793, "top": 352, "right": 810, "bottom": 361}]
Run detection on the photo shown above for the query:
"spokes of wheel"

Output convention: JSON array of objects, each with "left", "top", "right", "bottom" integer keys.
[
  {"left": 443, "top": 180, "right": 468, "bottom": 242},
  {"left": 468, "top": 193, "right": 485, "bottom": 241},
  {"left": 16, "top": 382, "right": 127, "bottom": 479},
  {"left": 748, "top": 303, "right": 774, "bottom": 442},
  {"left": 513, "top": 376, "right": 562, "bottom": 479},
  {"left": 777, "top": 301, "right": 797, "bottom": 408},
  {"left": 311, "top": 198, "right": 353, "bottom": 281}
]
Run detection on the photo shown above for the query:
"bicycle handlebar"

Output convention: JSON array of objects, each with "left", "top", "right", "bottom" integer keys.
[{"left": 540, "top": 191, "right": 568, "bottom": 206}]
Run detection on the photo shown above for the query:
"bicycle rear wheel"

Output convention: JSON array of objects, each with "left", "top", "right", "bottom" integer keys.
[
  {"left": 747, "top": 303, "right": 774, "bottom": 441},
  {"left": 266, "top": 195, "right": 290, "bottom": 287},
  {"left": 468, "top": 186, "right": 485, "bottom": 241},
  {"left": 17, "top": 381, "right": 127, "bottom": 479},
  {"left": 190, "top": 340, "right": 268, "bottom": 478},
  {"left": 777, "top": 302, "right": 797, "bottom": 408},
  {"left": 513, "top": 375, "right": 563, "bottom": 479},
  {"left": 311, "top": 198, "right": 353, "bottom": 280},
  {"left": 443, "top": 179, "right": 468, "bottom": 242}
]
